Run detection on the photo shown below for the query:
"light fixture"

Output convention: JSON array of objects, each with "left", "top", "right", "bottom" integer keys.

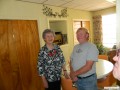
[{"left": 106, "top": 0, "right": 116, "bottom": 3}]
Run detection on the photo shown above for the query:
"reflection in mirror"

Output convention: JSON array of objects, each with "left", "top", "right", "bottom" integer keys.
[{"left": 49, "top": 19, "right": 68, "bottom": 45}]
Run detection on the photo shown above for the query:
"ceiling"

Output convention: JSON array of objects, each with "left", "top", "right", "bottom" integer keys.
[{"left": 18, "top": 0, "right": 116, "bottom": 11}]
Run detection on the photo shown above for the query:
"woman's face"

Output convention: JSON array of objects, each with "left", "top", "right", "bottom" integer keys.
[
  {"left": 113, "top": 50, "right": 120, "bottom": 80},
  {"left": 44, "top": 33, "right": 54, "bottom": 44}
]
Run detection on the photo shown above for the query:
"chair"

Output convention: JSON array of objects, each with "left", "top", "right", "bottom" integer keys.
[
  {"left": 98, "top": 55, "right": 108, "bottom": 60},
  {"left": 61, "top": 77, "right": 77, "bottom": 90}
]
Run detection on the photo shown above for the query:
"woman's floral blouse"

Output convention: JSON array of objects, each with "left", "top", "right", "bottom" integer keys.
[{"left": 37, "top": 44, "right": 65, "bottom": 82}]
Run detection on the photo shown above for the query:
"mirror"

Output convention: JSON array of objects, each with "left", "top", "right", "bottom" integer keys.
[{"left": 48, "top": 19, "right": 68, "bottom": 45}]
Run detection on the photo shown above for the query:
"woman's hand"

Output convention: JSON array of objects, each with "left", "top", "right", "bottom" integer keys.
[
  {"left": 42, "top": 76, "right": 48, "bottom": 88},
  {"left": 64, "top": 71, "right": 70, "bottom": 79}
]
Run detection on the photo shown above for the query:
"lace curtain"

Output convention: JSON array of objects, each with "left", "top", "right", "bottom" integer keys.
[{"left": 93, "top": 15, "right": 103, "bottom": 44}]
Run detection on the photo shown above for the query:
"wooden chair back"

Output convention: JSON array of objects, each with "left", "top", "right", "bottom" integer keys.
[
  {"left": 61, "top": 77, "right": 77, "bottom": 90},
  {"left": 98, "top": 55, "right": 108, "bottom": 60}
]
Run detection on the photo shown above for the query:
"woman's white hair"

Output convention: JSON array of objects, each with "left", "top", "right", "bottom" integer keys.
[{"left": 42, "top": 29, "right": 55, "bottom": 39}]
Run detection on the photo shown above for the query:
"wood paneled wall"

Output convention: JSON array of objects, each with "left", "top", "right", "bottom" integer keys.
[{"left": 0, "top": 20, "right": 44, "bottom": 90}]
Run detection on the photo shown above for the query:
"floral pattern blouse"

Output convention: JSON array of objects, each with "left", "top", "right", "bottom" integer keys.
[{"left": 37, "top": 44, "right": 65, "bottom": 82}]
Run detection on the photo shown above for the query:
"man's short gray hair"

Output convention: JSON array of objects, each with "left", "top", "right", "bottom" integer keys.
[{"left": 76, "top": 27, "right": 89, "bottom": 34}]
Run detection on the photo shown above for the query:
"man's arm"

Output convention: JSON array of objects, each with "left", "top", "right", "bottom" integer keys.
[
  {"left": 70, "top": 60, "right": 78, "bottom": 81},
  {"left": 73, "top": 60, "right": 94, "bottom": 77},
  {"left": 70, "top": 60, "right": 74, "bottom": 72}
]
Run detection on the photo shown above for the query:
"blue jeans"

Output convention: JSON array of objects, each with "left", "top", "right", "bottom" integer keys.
[{"left": 76, "top": 74, "right": 98, "bottom": 90}]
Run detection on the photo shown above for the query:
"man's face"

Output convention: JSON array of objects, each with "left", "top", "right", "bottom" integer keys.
[
  {"left": 113, "top": 51, "right": 120, "bottom": 80},
  {"left": 76, "top": 30, "right": 88, "bottom": 44}
]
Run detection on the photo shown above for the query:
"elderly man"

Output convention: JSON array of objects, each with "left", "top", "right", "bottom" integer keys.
[
  {"left": 113, "top": 49, "right": 120, "bottom": 80},
  {"left": 70, "top": 27, "right": 99, "bottom": 90}
]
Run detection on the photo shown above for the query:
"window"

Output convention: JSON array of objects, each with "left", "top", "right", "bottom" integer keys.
[{"left": 102, "top": 14, "right": 116, "bottom": 48}]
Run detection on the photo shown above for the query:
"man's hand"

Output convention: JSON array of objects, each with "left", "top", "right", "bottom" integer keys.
[
  {"left": 70, "top": 71, "right": 76, "bottom": 80},
  {"left": 73, "top": 76, "right": 78, "bottom": 82},
  {"left": 70, "top": 71, "right": 78, "bottom": 82}
]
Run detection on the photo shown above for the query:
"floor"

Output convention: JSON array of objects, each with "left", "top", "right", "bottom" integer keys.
[
  {"left": 61, "top": 82, "right": 119, "bottom": 90},
  {"left": 98, "top": 82, "right": 120, "bottom": 90}
]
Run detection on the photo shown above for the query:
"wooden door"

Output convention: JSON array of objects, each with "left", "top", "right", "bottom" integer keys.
[
  {"left": 82, "top": 21, "right": 90, "bottom": 31},
  {"left": 0, "top": 20, "right": 44, "bottom": 90}
]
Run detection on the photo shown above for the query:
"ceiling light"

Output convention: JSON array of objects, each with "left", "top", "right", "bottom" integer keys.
[{"left": 106, "top": 0, "right": 116, "bottom": 2}]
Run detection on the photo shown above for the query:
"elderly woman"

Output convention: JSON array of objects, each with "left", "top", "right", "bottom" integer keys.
[
  {"left": 113, "top": 49, "right": 120, "bottom": 80},
  {"left": 37, "top": 29, "right": 69, "bottom": 90}
]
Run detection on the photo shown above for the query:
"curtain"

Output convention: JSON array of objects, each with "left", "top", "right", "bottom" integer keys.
[{"left": 93, "top": 15, "right": 103, "bottom": 44}]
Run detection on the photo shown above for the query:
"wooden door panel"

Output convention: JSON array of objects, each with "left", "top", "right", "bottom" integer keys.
[
  {"left": 0, "top": 20, "right": 14, "bottom": 90},
  {"left": 9, "top": 20, "right": 25, "bottom": 90},
  {"left": 15, "top": 21, "right": 33, "bottom": 90},
  {"left": 10, "top": 20, "right": 42, "bottom": 90},
  {"left": 0, "top": 20, "right": 44, "bottom": 90},
  {"left": 82, "top": 21, "right": 90, "bottom": 31}
]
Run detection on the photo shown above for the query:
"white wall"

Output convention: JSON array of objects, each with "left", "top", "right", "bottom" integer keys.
[{"left": 116, "top": 0, "right": 120, "bottom": 44}]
